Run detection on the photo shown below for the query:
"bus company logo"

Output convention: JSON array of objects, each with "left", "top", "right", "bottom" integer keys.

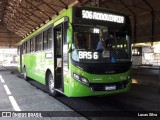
[{"left": 2, "top": 112, "right": 11, "bottom": 117}]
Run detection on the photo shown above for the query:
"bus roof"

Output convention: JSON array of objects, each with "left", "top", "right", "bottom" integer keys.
[
  {"left": 17, "top": 6, "right": 130, "bottom": 46},
  {"left": 17, "top": 7, "right": 73, "bottom": 46}
]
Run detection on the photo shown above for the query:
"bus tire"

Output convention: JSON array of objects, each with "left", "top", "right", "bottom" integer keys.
[
  {"left": 48, "top": 73, "right": 58, "bottom": 97},
  {"left": 23, "top": 67, "right": 28, "bottom": 81}
]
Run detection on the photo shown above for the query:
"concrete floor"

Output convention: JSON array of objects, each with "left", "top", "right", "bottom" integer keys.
[
  {"left": 0, "top": 65, "right": 160, "bottom": 120},
  {"left": 0, "top": 65, "right": 86, "bottom": 120}
]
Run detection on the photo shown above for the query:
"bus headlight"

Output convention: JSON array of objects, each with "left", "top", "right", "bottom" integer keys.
[
  {"left": 72, "top": 72, "right": 89, "bottom": 86},
  {"left": 128, "top": 75, "right": 131, "bottom": 80},
  {"left": 127, "top": 75, "right": 131, "bottom": 83}
]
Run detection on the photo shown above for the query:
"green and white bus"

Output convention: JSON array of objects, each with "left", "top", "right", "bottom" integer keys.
[{"left": 17, "top": 6, "right": 132, "bottom": 97}]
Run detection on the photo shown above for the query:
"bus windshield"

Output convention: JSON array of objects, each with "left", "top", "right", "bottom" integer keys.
[{"left": 72, "top": 25, "right": 131, "bottom": 63}]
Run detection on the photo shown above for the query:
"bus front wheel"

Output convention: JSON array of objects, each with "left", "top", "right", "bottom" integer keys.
[{"left": 48, "top": 73, "right": 58, "bottom": 97}]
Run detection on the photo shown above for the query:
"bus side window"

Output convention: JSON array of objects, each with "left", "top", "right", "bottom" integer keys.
[
  {"left": 55, "top": 27, "right": 62, "bottom": 57},
  {"left": 27, "top": 40, "right": 30, "bottom": 53},
  {"left": 23, "top": 42, "right": 26, "bottom": 54},
  {"left": 31, "top": 38, "right": 35, "bottom": 52},
  {"left": 48, "top": 28, "right": 52, "bottom": 50},
  {"left": 43, "top": 27, "right": 52, "bottom": 50},
  {"left": 35, "top": 33, "right": 43, "bottom": 51},
  {"left": 25, "top": 42, "right": 27, "bottom": 53},
  {"left": 43, "top": 30, "right": 48, "bottom": 50}
]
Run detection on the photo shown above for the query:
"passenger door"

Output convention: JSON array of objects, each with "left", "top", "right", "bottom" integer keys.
[{"left": 53, "top": 18, "right": 68, "bottom": 92}]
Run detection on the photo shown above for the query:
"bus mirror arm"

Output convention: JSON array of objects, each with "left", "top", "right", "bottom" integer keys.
[
  {"left": 67, "top": 39, "right": 72, "bottom": 44},
  {"left": 68, "top": 45, "right": 72, "bottom": 53}
]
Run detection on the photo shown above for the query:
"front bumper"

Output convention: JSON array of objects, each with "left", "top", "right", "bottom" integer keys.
[{"left": 68, "top": 78, "right": 132, "bottom": 97}]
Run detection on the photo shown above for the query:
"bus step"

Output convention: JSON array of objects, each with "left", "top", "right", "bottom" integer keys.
[
  {"left": 56, "top": 88, "right": 63, "bottom": 92},
  {"left": 57, "top": 88, "right": 62, "bottom": 91}
]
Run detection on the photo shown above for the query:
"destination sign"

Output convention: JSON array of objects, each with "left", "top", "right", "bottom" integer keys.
[{"left": 82, "top": 10, "right": 125, "bottom": 23}]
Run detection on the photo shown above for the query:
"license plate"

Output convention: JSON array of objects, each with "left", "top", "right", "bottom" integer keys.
[{"left": 105, "top": 85, "right": 116, "bottom": 91}]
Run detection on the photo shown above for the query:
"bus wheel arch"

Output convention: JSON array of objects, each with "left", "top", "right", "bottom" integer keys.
[
  {"left": 45, "top": 69, "right": 52, "bottom": 85},
  {"left": 45, "top": 69, "right": 59, "bottom": 97}
]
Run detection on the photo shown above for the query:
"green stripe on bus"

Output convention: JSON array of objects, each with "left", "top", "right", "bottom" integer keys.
[{"left": 54, "top": 18, "right": 65, "bottom": 27}]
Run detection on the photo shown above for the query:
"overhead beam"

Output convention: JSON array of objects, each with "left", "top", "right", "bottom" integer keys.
[
  {"left": 4, "top": 14, "right": 33, "bottom": 32},
  {"left": 4, "top": 18, "right": 31, "bottom": 33},
  {"left": 119, "top": 0, "right": 137, "bottom": 43},
  {"left": 4, "top": 21, "right": 28, "bottom": 35},
  {"left": 4, "top": 0, "right": 48, "bottom": 36},
  {"left": 12, "top": 0, "right": 45, "bottom": 23},
  {"left": 77, "top": 0, "right": 82, "bottom": 4},
  {"left": 6, "top": 6, "right": 39, "bottom": 27},
  {"left": 40, "top": 0, "right": 59, "bottom": 16},
  {"left": 59, "top": 0, "right": 68, "bottom": 9},
  {"left": 80, "top": 0, "right": 93, "bottom": 6},
  {"left": 142, "top": 0, "right": 155, "bottom": 43},
  {"left": 48, "top": 3, "right": 65, "bottom": 8},
  {"left": 99, "top": 0, "right": 110, "bottom": 8},
  {"left": 25, "top": 0, "right": 51, "bottom": 19}
]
